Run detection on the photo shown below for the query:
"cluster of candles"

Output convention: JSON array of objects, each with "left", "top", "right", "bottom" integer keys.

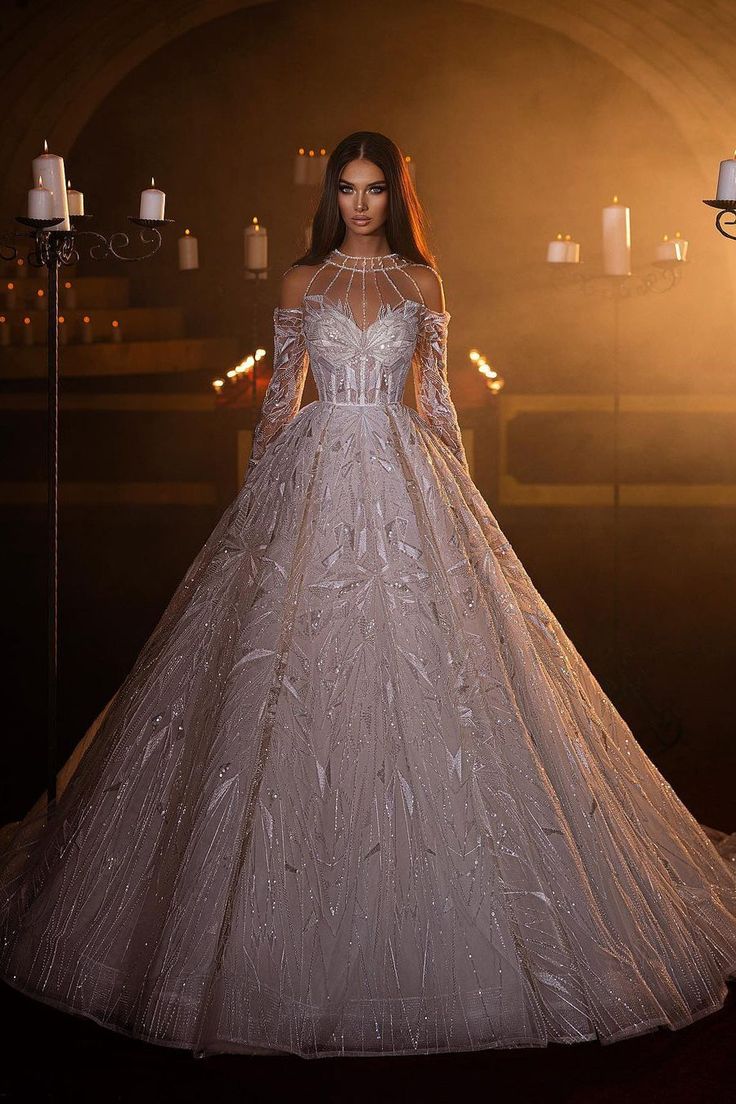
[
  {"left": 0, "top": 274, "right": 124, "bottom": 344},
  {"left": 211, "top": 347, "right": 267, "bottom": 399},
  {"left": 469, "top": 347, "right": 504, "bottom": 394},
  {"left": 27, "top": 141, "right": 166, "bottom": 228},
  {"left": 546, "top": 196, "right": 688, "bottom": 272},
  {"left": 0, "top": 311, "right": 124, "bottom": 346},
  {"left": 177, "top": 216, "right": 266, "bottom": 272}
]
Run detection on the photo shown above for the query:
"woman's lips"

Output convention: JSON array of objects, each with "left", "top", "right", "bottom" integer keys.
[{"left": 352, "top": 217, "right": 370, "bottom": 223}]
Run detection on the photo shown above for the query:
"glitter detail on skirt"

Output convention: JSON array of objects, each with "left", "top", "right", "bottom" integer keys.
[{"left": 1, "top": 252, "right": 735, "bottom": 1059}]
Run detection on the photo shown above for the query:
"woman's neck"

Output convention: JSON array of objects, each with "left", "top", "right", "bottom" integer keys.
[{"left": 337, "top": 234, "right": 391, "bottom": 258}]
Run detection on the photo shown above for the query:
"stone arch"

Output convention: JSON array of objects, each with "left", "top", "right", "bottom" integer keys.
[{"left": 2, "top": 2, "right": 732, "bottom": 230}]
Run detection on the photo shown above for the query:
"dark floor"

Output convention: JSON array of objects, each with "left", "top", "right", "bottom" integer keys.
[{"left": 1, "top": 977, "right": 735, "bottom": 1104}]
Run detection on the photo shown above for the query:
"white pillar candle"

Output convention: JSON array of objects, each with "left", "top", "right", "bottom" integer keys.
[
  {"left": 5, "top": 283, "right": 16, "bottom": 309},
  {"left": 178, "top": 228, "right": 199, "bottom": 270},
  {"left": 564, "top": 235, "right": 580, "bottom": 262},
  {"left": 63, "top": 281, "right": 77, "bottom": 309},
  {"left": 66, "top": 179, "right": 84, "bottom": 216},
  {"left": 404, "top": 154, "right": 416, "bottom": 186},
  {"left": 547, "top": 233, "right": 569, "bottom": 263},
  {"left": 59, "top": 317, "right": 68, "bottom": 345},
  {"left": 716, "top": 151, "right": 736, "bottom": 201},
  {"left": 111, "top": 319, "right": 123, "bottom": 343},
  {"left": 28, "top": 175, "right": 54, "bottom": 220},
  {"left": 294, "top": 148, "right": 309, "bottom": 186},
  {"left": 0, "top": 317, "right": 9, "bottom": 346},
  {"left": 244, "top": 217, "right": 268, "bottom": 270},
  {"left": 673, "top": 231, "right": 688, "bottom": 261},
  {"left": 81, "top": 315, "right": 93, "bottom": 344},
  {"left": 31, "top": 142, "right": 70, "bottom": 230},
  {"left": 140, "top": 176, "right": 165, "bottom": 220},
  {"left": 22, "top": 317, "right": 34, "bottom": 345},
  {"left": 35, "top": 287, "right": 45, "bottom": 311},
  {"left": 317, "top": 147, "right": 328, "bottom": 183},
  {"left": 602, "top": 195, "right": 631, "bottom": 276},
  {"left": 654, "top": 235, "right": 682, "bottom": 262}
]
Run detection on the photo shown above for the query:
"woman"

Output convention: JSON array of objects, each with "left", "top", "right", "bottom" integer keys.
[{"left": 1, "top": 131, "right": 735, "bottom": 1059}]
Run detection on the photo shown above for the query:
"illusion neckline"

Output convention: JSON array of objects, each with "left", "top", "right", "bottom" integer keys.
[{"left": 274, "top": 296, "right": 451, "bottom": 335}]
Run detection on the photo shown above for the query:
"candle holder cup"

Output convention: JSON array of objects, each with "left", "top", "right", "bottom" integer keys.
[
  {"left": 703, "top": 198, "right": 736, "bottom": 240},
  {"left": 16, "top": 216, "right": 64, "bottom": 229}
]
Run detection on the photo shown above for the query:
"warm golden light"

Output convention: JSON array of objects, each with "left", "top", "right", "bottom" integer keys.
[
  {"left": 23, "top": 317, "right": 31, "bottom": 324},
  {"left": 112, "top": 320, "right": 119, "bottom": 328},
  {"left": 83, "top": 316, "right": 91, "bottom": 324},
  {"left": 470, "top": 345, "right": 504, "bottom": 392},
  {"left": 37, "top": 289, "right": 44, "bottom": 298}
]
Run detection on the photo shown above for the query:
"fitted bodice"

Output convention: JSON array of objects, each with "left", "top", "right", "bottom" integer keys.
[
  {"left": 250, "top": 249, "right": 469, "bottom": 473},
  {"left": 301, "top": 292, "right": 430, "bottom": 405}
]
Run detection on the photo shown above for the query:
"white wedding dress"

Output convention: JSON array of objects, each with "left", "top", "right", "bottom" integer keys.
[{"left": 1, "top": 248, "right": 735, "bottom": 1059}]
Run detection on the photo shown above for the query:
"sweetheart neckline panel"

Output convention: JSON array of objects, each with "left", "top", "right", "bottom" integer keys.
[{"left": 273, "top": 298, "right": 451, "bottom": 335}]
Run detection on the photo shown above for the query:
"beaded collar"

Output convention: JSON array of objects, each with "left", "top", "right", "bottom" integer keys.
[{"left": 327, "top": 248, "right": 407, "bottom": 272}]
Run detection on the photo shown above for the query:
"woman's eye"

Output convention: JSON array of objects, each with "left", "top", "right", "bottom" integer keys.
[{"left": 339, "top": 185, "right": 386, "bottom": 194}]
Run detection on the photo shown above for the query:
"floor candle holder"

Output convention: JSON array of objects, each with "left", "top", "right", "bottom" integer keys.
[
  {"left": 0, "top": 213, "right": 176, "bottom": 810},
  {"left": 549, "top": 259, "right": 686, "bottom": 751}
]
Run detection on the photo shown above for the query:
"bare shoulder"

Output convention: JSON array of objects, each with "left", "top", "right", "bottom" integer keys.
[
  {"left": 403, "top": 262, "right": 445, "bottom": 312},
  {"left": 279, "top": 263, "right": 321, "bottom": 309}
]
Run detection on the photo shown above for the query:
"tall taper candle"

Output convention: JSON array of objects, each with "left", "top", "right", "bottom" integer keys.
[
  {"left": 178, "top": 228, "right": 199, "bottom": 270},
  {"left": 140, "top": 177, "right": 165, "bottom": 220},
  {"left": 294, "top": 148, "right": 309, "bottom": 186},
  {"left": 28, "top": 175, "right": 54, "bottom": 220},
  {"left": 716, "top": 151, "right": 736, "bottom": 201},
  {"left": 31, "top": 142, "right": 70, "bottom": 230},
  {"left": 602, "top": 195, "right": 631, "bottom": 276},
  {"left": 66, "top": 178, "right": 84, "bottom": 216},
  {"left": 244, "top": 217, "right": 268, "bottom": 270}
]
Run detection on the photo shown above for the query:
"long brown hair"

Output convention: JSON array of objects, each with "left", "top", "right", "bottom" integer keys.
[{"left": 291, "top": 131, "right": 436, "bottom": 269}]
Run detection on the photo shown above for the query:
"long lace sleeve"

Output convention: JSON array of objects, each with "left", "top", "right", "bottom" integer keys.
[
  {"left": 412, "top": 305, "right": 469, "bottom": 474},
  {"left": 248, "top": 307, "right": 309, "bottom": 469}
]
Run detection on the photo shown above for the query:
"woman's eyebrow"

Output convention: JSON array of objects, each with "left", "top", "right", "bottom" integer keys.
[{"left": 339, "top": 178, "right": 386, "bottom": 186}]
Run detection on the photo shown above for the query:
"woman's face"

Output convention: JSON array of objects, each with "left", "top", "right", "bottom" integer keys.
[{"left": 337, "top": 158, "right": 389, "bottom": 237}]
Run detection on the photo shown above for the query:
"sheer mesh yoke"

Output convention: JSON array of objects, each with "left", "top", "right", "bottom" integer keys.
[{"left": 249, "top": 249, "right": 469, "bottom": 472}]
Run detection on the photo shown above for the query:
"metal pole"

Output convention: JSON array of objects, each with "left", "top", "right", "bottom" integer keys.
[{"left": 47, "top": 236, "right": 60, "bottom": 809}]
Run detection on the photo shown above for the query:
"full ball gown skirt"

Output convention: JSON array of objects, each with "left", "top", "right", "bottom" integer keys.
[{"left": 1, "top": 275, "right": 735, "bottom": 1059}]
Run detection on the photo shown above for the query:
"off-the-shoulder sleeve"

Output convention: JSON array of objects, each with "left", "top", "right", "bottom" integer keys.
[
  {"left": 248, "top": 307, "right": 309, "bottom": 470},
  {"left": 412, "top": 305, "right": 469, "bottom": 473}
]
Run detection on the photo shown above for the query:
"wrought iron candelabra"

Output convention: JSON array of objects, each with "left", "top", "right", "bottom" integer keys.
[
  {"left": 0, "top": 212, "right": 175, "bottom": 810},
  {"left": 549, "top": 258, "right": 685, "bottom": 751},
  {"left": 703, "top": 197, "right": 736, "bottom": 240}
]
